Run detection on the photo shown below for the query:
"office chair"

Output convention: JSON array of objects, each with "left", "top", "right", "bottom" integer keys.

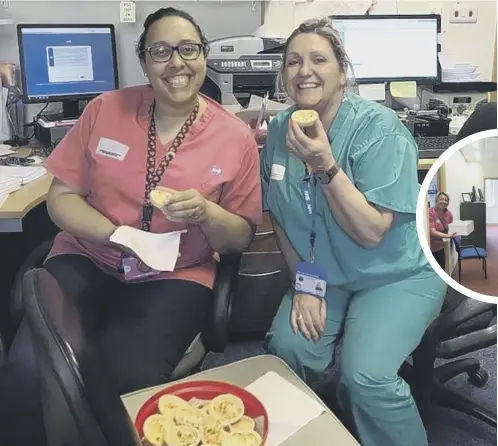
[
  {"left": 11, "top": 239, "right": 241, "bottom": 378},
  {"left": 453, "top": 236, "right": 488, "bottom": 282},
  {"left": 22, "top": 267, "right": 142, "bottom": 446},
  {"left": 401, "top": 286, "right": 497, "bottom": 427}
]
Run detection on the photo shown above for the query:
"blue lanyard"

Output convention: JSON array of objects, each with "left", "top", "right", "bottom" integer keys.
[{"left": 300, "top": 168, "right": 317, "bottom": 264}]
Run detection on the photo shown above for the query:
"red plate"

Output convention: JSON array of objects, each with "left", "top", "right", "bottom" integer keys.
[{"left": 135, "top": 380, "right": 269, "bottom": 443}]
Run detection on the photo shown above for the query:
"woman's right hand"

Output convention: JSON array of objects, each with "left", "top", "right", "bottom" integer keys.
[
  {"left": 449, "top": 232, "right": 458, "bottom": 238},
  {"left": 291, "top": 293, "right": 327, "bottom": 342}
]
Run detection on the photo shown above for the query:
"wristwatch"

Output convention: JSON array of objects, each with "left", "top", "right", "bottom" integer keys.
[{"left": 315, "top": 163, "right": 341, "bottom": 185}]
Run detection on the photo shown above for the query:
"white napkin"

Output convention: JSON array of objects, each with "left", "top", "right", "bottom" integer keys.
[
  {"left": 110, "top": 225, "right": 187, "bottom": 272},
  {"left": 245, "top": 371, "right": 326, "bottom": 446}
]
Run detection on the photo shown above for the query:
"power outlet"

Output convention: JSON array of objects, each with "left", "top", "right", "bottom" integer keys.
[
  {"left": 0, "top": 1, "right": 10, "bottom": 8},
  {"left": 449, "top": 4, "right": 478, "bottom": 23}
]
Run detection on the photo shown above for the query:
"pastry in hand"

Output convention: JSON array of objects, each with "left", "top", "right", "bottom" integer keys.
[
  {"left": 150, "top": 188, "right": 171, "bottom": 209},
  {"left": 291, "top": 109, "right": 319, "bottom": 128}
]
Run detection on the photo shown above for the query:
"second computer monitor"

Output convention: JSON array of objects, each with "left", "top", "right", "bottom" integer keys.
[
  {"left": 331, "top": 14, "right": 441, "bottom": 84},
  {"left": 17, "top": 24, "right": 119, "bottom": 118}
]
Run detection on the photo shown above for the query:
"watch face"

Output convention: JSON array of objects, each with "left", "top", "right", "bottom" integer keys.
[{"left": 315, "top": 171, "right": 330, "bottom": 184}]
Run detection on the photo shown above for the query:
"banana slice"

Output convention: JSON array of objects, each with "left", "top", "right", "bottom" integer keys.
[
  {"left": 158, "top": 395, "right": 193, "bottom": 415},
  {"left": 207, "top": 394, "right": 244, "bottom": 424},
  {"left": 150, "top": 189, "right": 171, "bottom": 209},
  {"left": 163, "top": 424, "right": 201, "bottom": 446},
  {"left": 200, "top": 414, "right": 232, "bottom": 445},
  {"left": 142, "top": 414, "right": 170, "bottom": 446},
  {"left": 221, "top": 431, "right": 263, "bottom": 446},
  {"left": 291, "top": 109, "right": 319, "bottom": 128},
  {"left": 231, "top": 415, "right": 255, "bottom": 433}
]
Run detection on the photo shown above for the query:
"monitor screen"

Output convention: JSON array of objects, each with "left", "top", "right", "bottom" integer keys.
[
  {"left": 17, "top": 25, "right": 119, "bottom": 103},
  {"left": 331, "top": 15, "right": 440, "bottom": 83}
]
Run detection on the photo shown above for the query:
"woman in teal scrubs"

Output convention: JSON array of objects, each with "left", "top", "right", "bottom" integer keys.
[{"left": 261, "top": 17, "right": 447, "bottom": 446}]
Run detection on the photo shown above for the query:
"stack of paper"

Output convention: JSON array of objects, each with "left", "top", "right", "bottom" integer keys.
[
  {"left": 0, "top": 166, "right": 47, "bottom": 185},
  {"left": 245, "top": 371, "right": 326, "bottom": 445},
  {"left": 0, "top": 166, "right": 47, "bottom": 208},
  {"left": 0, "top": 144, "right": 14, "bottom": 157},
  {"left": 439, "top": 54, "right": 481, "bottom": 83}
]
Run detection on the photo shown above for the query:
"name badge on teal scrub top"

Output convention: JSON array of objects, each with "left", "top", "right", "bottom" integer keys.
[{"left": 295, "top": 262, "right": 327, "bottom": 298}]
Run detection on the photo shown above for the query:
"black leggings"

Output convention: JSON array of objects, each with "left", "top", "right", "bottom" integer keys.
[
  {"left": 432, "top": 248, "right": 446, "bottom": 271},
  {"left": 0, "top": 254, "right": 212, "bottom": 446}
]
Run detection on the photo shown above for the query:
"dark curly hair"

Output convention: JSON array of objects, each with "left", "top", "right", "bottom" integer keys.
[{"left": 136, "top": 7, "right": 209, "bottom": 61}]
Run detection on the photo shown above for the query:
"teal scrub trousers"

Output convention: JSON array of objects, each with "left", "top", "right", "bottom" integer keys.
[{"left": 266, "top": 267, "right": 446, "bottom": 446}]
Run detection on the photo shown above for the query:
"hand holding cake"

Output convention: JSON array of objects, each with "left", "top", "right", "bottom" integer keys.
[{"left": 286, "top": 109, "right": 336, "bottom": 172}]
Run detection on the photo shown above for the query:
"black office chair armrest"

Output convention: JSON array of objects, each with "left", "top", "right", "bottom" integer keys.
[
  {"left": 0, "top": 333, "right": 5, "bottom": 365},
  {"left": 10, "top": 239, "right": 54, "bottom": 337},
  {"left": 436, "top": 324, "right": 497, "bottom": 359},
  {"left": 431, "top": 297, "right": 496, "bottom": 340},
  {"left": 203, "top": 253, "right": 242, "bottom": 353}
]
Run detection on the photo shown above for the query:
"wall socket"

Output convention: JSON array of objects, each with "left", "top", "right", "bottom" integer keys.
[
  {"left": 449, "top": 4, "right": 478, "bottom": 23},
  {"left": 0, "top": 1, "right": 10, "bottom": 8}
]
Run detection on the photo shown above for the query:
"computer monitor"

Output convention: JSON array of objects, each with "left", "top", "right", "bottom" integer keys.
[
  {"left": 17, "top": 24, "right": 119, "bottom": 119},
  {"left": 331, "top": 15, "right": 441, "bottom": 84}
]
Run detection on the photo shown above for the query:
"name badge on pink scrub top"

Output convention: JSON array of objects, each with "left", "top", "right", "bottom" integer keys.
[{"left": 121, "top": 255, "right": 160, "bottom": 281}]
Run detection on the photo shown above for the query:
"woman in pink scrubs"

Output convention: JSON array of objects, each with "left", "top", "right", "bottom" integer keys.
[
  {"left": 429, "top": 192, "right": 457, "bottom": 270},
  {"left": 1, "top": 8, "right": 261, "bottom": 446}
]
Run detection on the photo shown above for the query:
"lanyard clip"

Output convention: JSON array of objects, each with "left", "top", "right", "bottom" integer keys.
[{"left": 143, "top": 203, "right": 153, "bottom": 222}]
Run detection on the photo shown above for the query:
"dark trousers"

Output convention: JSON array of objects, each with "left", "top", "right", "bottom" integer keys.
[
  {"left": 0, "top": 254, "right": 212, "bottom": 446},
  {"left": 432, "top": 248, "right": 446, "bottom": 271}
]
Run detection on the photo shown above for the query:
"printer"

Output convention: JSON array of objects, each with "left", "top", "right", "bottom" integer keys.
[{"left": 200, "top": 35, "right": 286, "bottom": 111}]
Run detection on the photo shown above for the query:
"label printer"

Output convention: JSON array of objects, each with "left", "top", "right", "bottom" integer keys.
[{"left": 200, "top": 35, "right": 286, "bottom": 111}]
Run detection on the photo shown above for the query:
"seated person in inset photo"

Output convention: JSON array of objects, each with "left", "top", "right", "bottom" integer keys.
[
  {"left": 0, "top": 7, "right": 261, "bottom": 446},
  {"left": 429, "top": 192, "right": 457, "bottom": 270}
]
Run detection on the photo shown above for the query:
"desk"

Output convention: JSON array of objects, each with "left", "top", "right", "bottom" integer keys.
[
  {"left": 122, "top": 355, "right": 359, "bottom": 445},
  {"left": 0, "top": 173, "right": 53, "bottom": 232}
]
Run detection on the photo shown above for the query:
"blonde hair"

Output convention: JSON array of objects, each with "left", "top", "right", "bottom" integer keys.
[{"left": 276, "top": 17, "right": 356, "bottom": 96}]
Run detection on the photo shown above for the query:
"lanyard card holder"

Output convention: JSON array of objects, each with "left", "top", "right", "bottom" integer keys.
[{"left": 295, "top": 261, "right": 327, "bottom": 299}]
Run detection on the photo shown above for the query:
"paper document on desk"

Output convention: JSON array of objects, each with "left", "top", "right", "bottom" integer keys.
[
  {"left": 110, "top": 225, "right": 187, "bottom": 272},
  {"left": 0, "top": 144, "right": 14, "bottom": 157},
  {"left": 0, "top": 193, "right": 8, "bottom": 208},
  {"left": 0, "top": 175, "right": 22, "bottom": 195},
  {"left": 0, "top": 166, "right": 47, "bottom": 185},
  {"left": 245, "top": 371, "right": 326, "bottom": 446}
]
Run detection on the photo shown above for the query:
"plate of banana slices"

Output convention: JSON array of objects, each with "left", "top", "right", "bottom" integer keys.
[{"left": 135, "top": 380, "right": 269, "bottom": 446}]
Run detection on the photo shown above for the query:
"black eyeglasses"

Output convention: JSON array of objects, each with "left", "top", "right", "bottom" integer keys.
[{"left": 144, "top": 43, "right": 203, "bottom": 63}]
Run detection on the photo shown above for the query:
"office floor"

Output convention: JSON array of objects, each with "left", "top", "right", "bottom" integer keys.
[
  {"left": 460, "top": 225, "right": 498, "bottom": 296},
  {"left": 202, "top": 341, "right": 497, "bottom": 445}
]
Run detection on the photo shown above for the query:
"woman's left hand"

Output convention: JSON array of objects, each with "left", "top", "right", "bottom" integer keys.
[
  {"left": 286, "top": 118, "right": 335, "bottom": 171},
  {"left": 157, "top": 187, "right": 210, "bottom": 224}
]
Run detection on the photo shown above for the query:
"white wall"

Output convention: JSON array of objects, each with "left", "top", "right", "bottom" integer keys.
[
  {"left": 263, "top": 0, "right": 496, "bottom": 81},
  {"left": 444, "top": 150, "right": 484, "bottom": 219},
  {"left": 0, "top": 1, "right": 262, "bottom": 120}
]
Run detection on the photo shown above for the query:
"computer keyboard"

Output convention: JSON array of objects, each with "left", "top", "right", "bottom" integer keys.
[{"left": 415, "top": 135, "right": 457, "bottom": 158}]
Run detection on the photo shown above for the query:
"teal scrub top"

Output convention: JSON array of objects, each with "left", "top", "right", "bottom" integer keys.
[{"left": 260, "top": 93, "right": 431, "bottom": 292}]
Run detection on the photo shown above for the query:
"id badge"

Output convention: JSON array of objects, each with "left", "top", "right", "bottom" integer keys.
[
  {"left": 294, "top": 262, "right": 327, "bottom": 298},
  {"left": 121, "top": 256, "right": 160, "bottom": 281}
]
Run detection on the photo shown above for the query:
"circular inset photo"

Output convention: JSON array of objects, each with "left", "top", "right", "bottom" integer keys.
[{"left": 417, "top": 129, "right": 498, "bottom": 304}]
